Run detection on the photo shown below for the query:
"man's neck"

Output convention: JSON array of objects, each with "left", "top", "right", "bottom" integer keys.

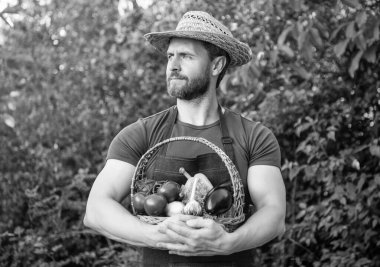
[{"left": 176, "top": 97, "right": 219, "bottom": 126}]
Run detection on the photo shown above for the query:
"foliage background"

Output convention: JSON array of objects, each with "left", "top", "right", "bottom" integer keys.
[{"left": 0, "top": 0, "right": 379, "bottom": 266}]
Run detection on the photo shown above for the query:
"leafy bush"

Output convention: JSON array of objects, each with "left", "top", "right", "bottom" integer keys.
[{"left": 0, "top": 0, "right": 379, "bottom": 266}]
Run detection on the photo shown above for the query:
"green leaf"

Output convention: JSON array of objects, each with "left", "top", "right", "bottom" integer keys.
[
  {"left": 354, "top": 33, "right": 367, "bottom": 50},
  {"left": 363, "top": 44, "right": 377, "bottom": 63},
  {"left": 3, "top": 114, "right": 15, "bottom": 128},
  {"left": 351, "top": 158, "right": 360, "bottom": 170},
  {"left": 277, "top": 26, "right": 293, "bottom": 46},
  {"left": 299, "top": 202, "right": 307, "bottom": 209},
  {"left": 357, "top": 175, "right": 366, "bottom": 192},
  {"left": 375, "top": 174, "right": 380, "bottom": 185},
  {"left": 355, "top": 11, "right": 367, "bottom": 28},
  {"left": 330, "top": 23, "right": 348, "bottom": 41},
  {"left": 348, "top": 50, "right": 363, "bottom": 78},
  {"left": 304, "top": 164, "right": 319, "bottom": 179},
  {"left": 289, "top": 165, "right": 302, "bottom": 181},
  {"left": 269, "top": 50, "right": 278, "bottom": 66},
  {"left": 292, "top": 65, "right": 312, "bottom": 80},
  {"left": 296, "top": 209, "right": 306, "bottom": 219},
  {"left": 289, "top": 0, "right": 301, "bottom": 12},
  {"left": 327, "top": 131, "right": 336, "bottom": 141},
  {"left": 341, "top": 0, "right": 362, "bottom": 9},
  {"left": 295, "top": 121, "right": 313, "bottom": 137},
  {"left": 345, "top": 21, "right": 356, "bottom": 39},
  {"left": 373, "top": 22, "right": 380, "bottom": 41},
  {"left": 346, "top": 183, "right": 356, "bottom": 200},
  {"left": 297, "top": 30, "right": 308, "bottom": 50},
  {"left": 333, "top": 39, "right": 349, "bottom": 57},
  {"left": 278, "top": 44, "right": 295, "bottom": 57},
  {"left": 314, "top": 19, "right": 329, "bottom": 39},
  {"left": 309, "top": 27, "right": 323, "bottom": 49},
  {"left": 277, "top": 26, "right": 295, "bottom": 57},
  {"left": 301, "top": 39, "right": 314, "bottom": 61},
  {"left": 369, "top": 145, "right": 380, "bottom": 158}
]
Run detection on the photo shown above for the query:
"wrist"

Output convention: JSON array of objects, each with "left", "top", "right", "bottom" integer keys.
[
  {"left": 139, "top": 222, "right": 160, "bottom": 248},
  {"left": 222, "top": 228, "right": 242, "bottom": 254}
]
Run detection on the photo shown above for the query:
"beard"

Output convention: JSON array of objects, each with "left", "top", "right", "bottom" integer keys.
[{"left": 166, "top": 71, "right": 210, "bottom": 101}]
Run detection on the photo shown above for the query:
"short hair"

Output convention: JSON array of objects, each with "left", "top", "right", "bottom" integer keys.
[{"left": 201, "top": 41, "right": 231, "bottom": 88}]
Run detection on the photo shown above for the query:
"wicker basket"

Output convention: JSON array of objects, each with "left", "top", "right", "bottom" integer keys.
[{"left": 130, "top": 136, "right": 245, "bottom": 232}]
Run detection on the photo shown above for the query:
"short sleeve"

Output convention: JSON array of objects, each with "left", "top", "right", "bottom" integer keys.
[
  {"left": 106, "top": 119, "right": 148, "bottom": 166},
  {"left": 248, "top": 123, "right": 281, "bottom": 168}
]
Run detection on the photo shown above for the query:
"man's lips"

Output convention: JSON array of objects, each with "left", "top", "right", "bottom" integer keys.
[
  {"left": 168, "top": 74, "right": 187, "bottom": 80},
  {"left": 168, "top": 77, "right": 187, "bottom": 80},
  {"left": 168, "top": 76, "right": 187, "bottom": 84}
]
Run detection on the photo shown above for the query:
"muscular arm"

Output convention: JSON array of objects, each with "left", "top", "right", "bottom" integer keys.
[
  {"left": 226, "top": 165, "right": 286, "bottom": 252},
  {"left": 83, "top": 159, "right": 174, "bottom": 247},
  {"left": 157, "top": 164, "right": 286, "bottom": 256}
]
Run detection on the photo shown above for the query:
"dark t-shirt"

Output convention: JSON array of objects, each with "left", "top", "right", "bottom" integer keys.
[
  {"left": 106, "top": 106, "right": 281, "bottom": 265},
  {"left": 107, "top": 106, "right": 281, "bottom": 193}
]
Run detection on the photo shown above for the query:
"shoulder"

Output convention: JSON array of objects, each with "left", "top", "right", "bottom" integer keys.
[
  {"left": 116, "top": 106, "right": 175, "bottom": 138},
  {"left": 134, "top": 105, "right": 177, "bottom": 147},
  {"left": 223, "top": 107, "right": 270, "bottom": 134},
  {"left": 222, "top": 107, "right": 281, "bottom": 167},
  {"left": 223, "top": 107, "right": 279, "bottom": 150},
  {"left": 139, "top": 106, "right": 176, "bottom": 127},
  {"left": 141, "top": 106, "right": 175, "bottom": 121}
]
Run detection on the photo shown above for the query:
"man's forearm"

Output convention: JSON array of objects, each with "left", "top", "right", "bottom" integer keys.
[
  {"left": 226, "top": 205, "right": 285, "bottom": 253},
  {"left": 84, "top": 196, "right": 160, "bottom": 247}
]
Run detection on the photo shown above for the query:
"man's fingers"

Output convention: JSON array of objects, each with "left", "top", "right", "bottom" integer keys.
[
  {"left": 158, "top": 216, "right": 188, "bottom": 234},
  {"left": 166, "top": 220, "right": 194, "bottom": 238},
  {"left": 186, "top": 217, "right": 212, "bottom": 228},
  {"left": 165, "top": 227, "right": 192, "bottom": 244},
  {"left": 157, "top": 242, "right": 188, "bottom": 251},
  {"left": 169, "top": 250, "right": 216, "bottom": 257},
  {"left": 178, "top": 214, "right": 199, "bottom": 220}
]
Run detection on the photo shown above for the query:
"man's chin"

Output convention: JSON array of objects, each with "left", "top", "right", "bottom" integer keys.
[
  {"left": 167, "top": 84, "right": 209, "bottom": 101},
  {"left": 168, "top": 91, "right": 205, "bottom": 101}
]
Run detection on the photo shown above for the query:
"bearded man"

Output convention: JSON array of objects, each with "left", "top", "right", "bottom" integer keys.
[{"left": 84, "top": 11, "right": 286, "bottom": 267}]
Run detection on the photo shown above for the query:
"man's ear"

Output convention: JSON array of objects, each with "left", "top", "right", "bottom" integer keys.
[{"left": 211, "top": 56, "right": 227, "bottom": 76}]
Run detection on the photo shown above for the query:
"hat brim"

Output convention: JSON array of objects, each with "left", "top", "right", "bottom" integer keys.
[{"left": 144, "top": 31, "right": 252, "bottom": 67}]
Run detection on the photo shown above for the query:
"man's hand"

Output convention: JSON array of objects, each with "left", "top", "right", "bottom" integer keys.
[{"left": 156, "top": 214, "right": 233, "bottom": 256}]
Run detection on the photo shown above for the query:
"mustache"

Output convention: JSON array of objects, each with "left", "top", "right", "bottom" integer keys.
[{"left": 167, "top": 73, "right": 188, "bottom": 80}]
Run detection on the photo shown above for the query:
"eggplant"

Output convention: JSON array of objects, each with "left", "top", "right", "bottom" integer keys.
[{"left": 204, "top": 185, "right": 233, "bottom": 216}]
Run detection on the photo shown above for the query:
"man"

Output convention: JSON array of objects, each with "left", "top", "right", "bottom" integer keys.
[{"left": 84, "top": 11, "right": 286, "bottom": 266}]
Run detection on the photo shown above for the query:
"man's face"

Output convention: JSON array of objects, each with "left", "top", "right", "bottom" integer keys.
[{"left": 166, "top": 38, "right": 212, "bottom": 101}]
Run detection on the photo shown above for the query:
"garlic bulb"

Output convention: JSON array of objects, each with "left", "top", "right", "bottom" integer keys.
[
  {"left": 183, "top": 175, "right": 202, "bottom": 216},
  {"left": 179, "top": 167, "right": 213, "bottom": 205}
]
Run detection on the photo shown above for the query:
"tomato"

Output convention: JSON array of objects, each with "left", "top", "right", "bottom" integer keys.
[
  {"left": 144, "top": 193, "right": 168, "bottom": 216},
  {"left": 132, "top": 192, "right": 147, "bottom": 214},
  {"left": 157, "top": 181, "right": 181, "bottom": 203},
  {"left": 204, "top": 187, "right": 233, "bottom": 215}
]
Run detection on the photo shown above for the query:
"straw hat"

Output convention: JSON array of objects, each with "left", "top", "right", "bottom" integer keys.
[{"left": 144, "top": 11, "right": 252, "bottom": 67}]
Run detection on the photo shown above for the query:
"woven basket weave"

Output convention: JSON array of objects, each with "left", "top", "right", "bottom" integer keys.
[{"left": 130, "top": 136, "right": 245, "bottom": 232}]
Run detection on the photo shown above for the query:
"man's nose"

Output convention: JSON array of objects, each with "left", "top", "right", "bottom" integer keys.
[{"left": 168, "top": 55, "right": 181, "bottom": 72}]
